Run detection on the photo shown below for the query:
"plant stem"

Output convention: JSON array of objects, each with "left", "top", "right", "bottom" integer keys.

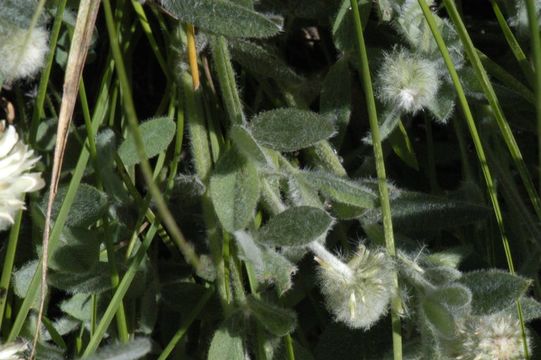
[
  {"left": 157, "top": 288, "right": 214, "bottom": 360},
  {"left": 79, "top": 78, "right": 130, "bottom": 342},
  {"left": 29, "top": 0, "right": 68, "bottom": 145},
  {"left": 102, "top": 0, "right": 198, "bottom": 269},
  {"left": 525, "top": 0, "right": 541, "bottom": 195},
  {"left": 0, "top": 209, "right": 23, "bottom": 331},
  {"left": 210, "top": 36, "right": 245, "bottom": 126},
  {"left": 349, "top": 1, "right": 402, "bottom": 359},
  {"left": 418, "top": 1, "right": 528, "bottom": 357},
  {"left": 445, "top": 0, "right": 541, "bottom": 221},
  {"left": 489, "top": 0, "right": 535, "bottom": 87}
]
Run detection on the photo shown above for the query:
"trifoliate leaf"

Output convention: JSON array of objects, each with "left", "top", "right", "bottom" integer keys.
[
  {"left": 257, "top": 206, "right": 333, "bottom": 247},
  {"left": 41, "top": 184, "right": 108, "bottom": 228},
  {"left": 88, "top": 337, "right": 152, "bottom": 360},
  {"left": 365, "top": 191, "right": 490, "bottom": 231},
  {"left": 50, "top": 227, "right": 101, "bottom": 273},
  {"left": 287, "top": 174, "right": 324, "bottom": 208},
  {"left": 234, "top": 231, "right": 264, "bottom": 269},
  {"left": 421, "top": 296, "right": 456, "bottom": 339},
  {"left": 229, "top": 40, "right": 302, "bottom": 84},
  {"left": 208, "top": 319, "right": 246, "bottom": 360},
  {"left": 298, "top": 170, "right": 377, "bottom": 209},
  {"left": 246, "top": 295, "right": 297, "bottom": 336},
  {"left": 460, "top": 270, "right": 531, "bottom": 315},
  {"left": 209, "top": 149, "right": 260, "bottom": 232},
  {"left": 251, "top": 108, "right": 335, "bottom": 152},
  {"left": 59, "top": 293, "right": 93, "bottom": 322},
  {"left": 48, "top": 263, "right": 113, "bottom": 294},
  {"left": 235, "top": 231, "right": 297, "bottom": 294},
  {"left": 427, "top": 284, "right": 472, "bottom": 314},
  {"left": 118, "top": 117, "right": 175, "bottom": 166},
  {"left": 230, "top": 125, "right": 268, "bottom": 165},
  {"left": 157, "top": 0, "right": 281, "bottom": 38},
  {"left": 518, "top": 297, "right": 541, "bottom": 322},
  {"left": 426, "top": 81, "right": 456, "bottom": 123},
  {"left": 13, "top": 260, "right": 39, "bottom": 308}
]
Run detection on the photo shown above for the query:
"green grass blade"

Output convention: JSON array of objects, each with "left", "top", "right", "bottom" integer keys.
[
  {"left": 349, "top": 1, "right": 402, "bottom": 358},
  {"left": 489, "top": 0, "right": 535, "bottom": 87},
  {"left": 0, "top": 209, "right": 23, "bottom": 331},
  {"left": 418, "top": 1, "right": 528, "bottom": 357},
  {"left": 444, "top": 0, "right": 541, "bottom": 220}
]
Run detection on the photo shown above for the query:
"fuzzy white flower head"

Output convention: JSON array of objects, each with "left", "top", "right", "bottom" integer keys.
[
  {"left": 0, "top": 340, "right": 30, "bottom": 360},
  {"left": 453, "top": 312, "right": 530, "bottom": 360},
  {"left": 510, "top": 0, "right": 541, "bottom": 33},
  {"left": 0, "top": 121, "right": 45, "bottom": 231},
  {"left": 0, "top": 23, "right": 49, "bottom": 82},
  {"left": 377, "top": 48, "right": 440, "bottom": 114},
  {"left": 313, "top": 242, "right": 395, "bottom": 329}
]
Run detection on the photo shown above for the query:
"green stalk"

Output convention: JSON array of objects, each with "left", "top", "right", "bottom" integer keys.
[
  {"left": 0, "top": 209, "right": 23, "bottom": 331},
  {"left": 102, "top": 0, "right": 198, "bottom": 269},
  {"left": 445, "top": 0, "right": 541, "bottom": 220},
  {"left": 477, "top": 50, "right": 535, "bottom": 105},
  {"left": 417, "top": 2, "right": 528, "bottom": 357},
  {"left": 7, "top": 109, "right": 100, "bottom": 342},
  {"left": 79, "top": 79, "right": 130, "bottom": 342},
  {"left": 489, "top": 0, "right": 535, "bottom": 87},
  {"left": 7, "top": 46, "right": 115, "bottom": 342},
  {"left": 525, "top": 0, "right": 541, "bottom": 194},
  {"left": 157, "top": 288, "right": 214, "bottom": 360},
  {"left": 82, "top": 222, "right": 159, "bottom": 356},
  {"left": 210, "top": 36, "right": 245, "bottom": 126},
  {"left": 130, "top": 0, "right": 168, "bottom": 76},
  {"left": 349, "top": 2, "right": 402, "bottom": 358},
  {"left": 29, "top": 0, "right": 68, "bottom": 145}
]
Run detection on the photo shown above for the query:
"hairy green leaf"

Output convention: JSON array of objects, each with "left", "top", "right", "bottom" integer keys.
[
  {"left": 88, "top": 337, "right": 152, "bottom": 360},
  {"left": 460, "top": 270, "right": 531, "bottom": 315},
  {"left": 246, "top": 295, "right": 297, "bottom": 336},
  {"left": 421, "top": 296, "right": 456, "bottom": 339},
  {"left": 230, "top": 125, "right": 268, "bottom": 165},
  {"left": 49, "top": 227, "right": 100, "bottom": 273},
  {"left": 298, "top": 170, "right": 377, "bottom": 209},
  {"left": 257, "top": 206, "right": 333, "bottom": 246},
  {"left": 157, "top": 0, "right": 281, "bottom": 38},
  {"left": 208, "top": 319, "right": 246, "bottom": 360},
  {"left": 366, "top": 191, "right": 490, "bottom": 231},
  {"left": 41, "top": 184, "right": 108, "bottom": 228},
  {"left": 118, "top": 116, "right": 175, "bottom": 166},
  {"left": 229, "top": 40, "right": 302, "bottom": 83},
  {"left": 251, "top": 108, "right": 335, "bottom": 152},
  {"left": 209, "top": 149, "right": 260, "bottom": 232}
]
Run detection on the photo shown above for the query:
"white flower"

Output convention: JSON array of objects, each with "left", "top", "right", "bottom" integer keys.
[
  {"left": 377, "top": 48, "right": 440, "bottom": 114},
  {"left": 311, "top": 242, "right": 395, "bottom": 329},
  {"left": 510, "top": 0, "right": 541, "bottom": 34},
  {"left": 0, "top": 340, "right": 29, "bottom": 360},
  {"left": 0, "top": 122, "right": 44, "bottom": 231},
  {"left": 451, "top": 312, "right": 530, "bottom": 360},
  {"left": 0, "top": 23, "right": 49, "bottom": 82}
]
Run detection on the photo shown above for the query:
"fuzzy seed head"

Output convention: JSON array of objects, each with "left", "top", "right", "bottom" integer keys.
[
  {"left": 0, "top": 340, "right": 30, "bottom": 360},
  {"left": 377, "top": 49, "right": 440, "bottom": 114},
  {"left": 452, "top": 312, "right": 530, "bottom": 360},
  {"left": 0, "top": 122, "right": 45, "bottom": 231},
  {"left": 316, "top": 245, "right": 394, "bottom": 329},
  {"left": 510, "top": 0, "right": 541, "bottom": 33},
  {"left": 0, "top": 24, "right": 49, "bottom": 82}
]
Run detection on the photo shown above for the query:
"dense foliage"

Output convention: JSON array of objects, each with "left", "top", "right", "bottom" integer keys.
[{"left": 1, "top": 0, "right": 541, "bottom": 359}]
